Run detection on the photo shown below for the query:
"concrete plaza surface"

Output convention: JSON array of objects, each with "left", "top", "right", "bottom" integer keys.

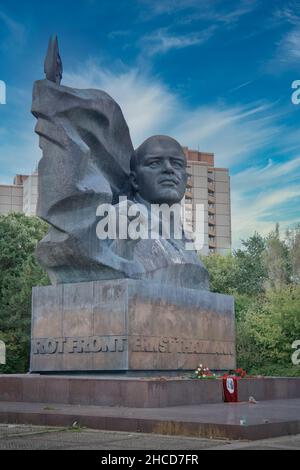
[{"left": 0, "top": 424, "right": 300, "bottom": 450}]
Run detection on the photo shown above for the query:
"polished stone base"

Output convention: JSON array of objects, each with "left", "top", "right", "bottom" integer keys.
[
  {"left": 30, "top": 279, "right": 236, "bottom": 373},
  {"left": 0, "top": 375, "right": 300, "bottom": 440},
  {"left": 1, "top": 375, "right": 299, "bottom": 407}
]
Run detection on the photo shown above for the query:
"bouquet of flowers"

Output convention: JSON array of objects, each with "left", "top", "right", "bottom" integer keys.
[{"left": 194, "top": 363, "right": 216, "bottom": 379}]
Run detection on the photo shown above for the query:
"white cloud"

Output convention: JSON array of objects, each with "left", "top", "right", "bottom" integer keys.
[
  {"left": 231, "top": 155, "right": 300, "bottom": 246},
  {"left": 137, "top": 0, "right": 257, "bottom": 58},
  {"left": 233, "top": 156, "right": 300, "bottom": 192},
  {"left": 173, "top": 102, "right": 282, "bottom": 167},
  {"left": 139, "top": 0, "right": 257, "bottom": 25},
  {"left": 64, "top": 62, "right": 283, "bottom": 169},
  {"left": 64, "top": 64, "right": 178, "bottom": 146},
  {"left": 232, "top": 186, "right": 300, "bottom": 246},
  {"left": 229, "top": 81, "right": 253, "bottom": 93},
  {"left": 273, "top": 28, "right": 300, "bottom": 68},
  {"left": 266, "top": 3, "right": 300, "bottom": 71},
  {"left": 274, "top": 2, "right": 300, "bottom": 26},
  {"left": 141, "top": 27, "right": 216, "bottom": 55}
]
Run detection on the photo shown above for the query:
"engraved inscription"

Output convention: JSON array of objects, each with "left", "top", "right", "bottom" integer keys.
[
  {"left": 33, "top": 336, "right": 127, "bottom": 355},
  {"left": 131, "top": 336, "right": 234, "bottom": 356}
]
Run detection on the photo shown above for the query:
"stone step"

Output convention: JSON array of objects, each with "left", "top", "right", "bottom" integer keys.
[{"left": 0, "top": 399, "right": 300, "bottom": 441}]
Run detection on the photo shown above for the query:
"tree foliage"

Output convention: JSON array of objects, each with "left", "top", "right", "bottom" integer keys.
[
  {"left": 202, "top": 225, "right": 300, "bottom": 376},
  {"left": 0, "top": 213, "right": 49, "bottom": 373}
]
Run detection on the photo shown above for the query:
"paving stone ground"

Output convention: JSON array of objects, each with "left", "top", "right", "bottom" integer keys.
[{"left": 0, "top": 424, "right": 299, "bottom": 450}]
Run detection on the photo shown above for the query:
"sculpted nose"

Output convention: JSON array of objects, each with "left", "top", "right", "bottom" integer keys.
[{"left": 163, "top": 159, "right": 174, "bottom": 173}]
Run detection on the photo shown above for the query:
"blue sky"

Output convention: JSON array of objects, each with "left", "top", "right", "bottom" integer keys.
[{"left": 0, "top": 0, "right": 300, "bottom": 246}]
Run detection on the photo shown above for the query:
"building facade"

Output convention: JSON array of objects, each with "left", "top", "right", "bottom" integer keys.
[
  {"left": 0, "top": 172, "right": 38, "bottom": 216},
  {"left": 183, "top": 147, "right": 231, "bottom": 255}
]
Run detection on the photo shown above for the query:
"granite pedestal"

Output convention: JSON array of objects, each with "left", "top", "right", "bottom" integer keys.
[{"left": 30, "top": 279, "right": 235, "bottom": 373}]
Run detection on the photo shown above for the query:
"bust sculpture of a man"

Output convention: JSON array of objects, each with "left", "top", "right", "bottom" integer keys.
[
  {"left": 130, "top": 135, "right": 187, "bottom": 205},
  {"left": 33, "top": 36, "right": 209, "bottom": 290}
]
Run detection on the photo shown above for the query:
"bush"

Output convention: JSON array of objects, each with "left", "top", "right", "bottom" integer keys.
[{"left": 236, "top": 285, "right": 300, "bottom": 375}]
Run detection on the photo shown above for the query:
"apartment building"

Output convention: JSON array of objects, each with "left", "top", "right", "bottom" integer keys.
[
  {"left": 0, "top": 172, "right": 38, "bottom": 216},
  {"left": 183, "top": 147, "right": 231, "bottom": 255}
]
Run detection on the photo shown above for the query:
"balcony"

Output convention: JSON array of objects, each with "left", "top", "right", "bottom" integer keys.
[
  {"left": 209, "top": 238, "right": 216, "bottom": 248},
  {"left": 208, "top": 193, "right": 216, "bottom": 204},
  {"left": 208, "top": 182, "right": 215, "bottom": 191},
  {"left": 208, "top": 205, "right": 215, "bottom": 214},
  {"left": 185, "top": 189, "right": 193, "bottom": 199},
  {"left": 208, "top": 226, "right": 216, "bottom": 236}
]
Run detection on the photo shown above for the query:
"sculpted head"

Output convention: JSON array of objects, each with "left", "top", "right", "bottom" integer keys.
[{"left": 130, "top": 135, "right": 187, "bottom": 205}]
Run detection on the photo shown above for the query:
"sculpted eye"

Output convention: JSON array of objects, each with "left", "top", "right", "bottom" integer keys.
[
  {"left": 149, "top": 161, "right": 160, "bottom": 168},
  {"left": 172, "top": 161, "right": 184, "bottom": 169}
]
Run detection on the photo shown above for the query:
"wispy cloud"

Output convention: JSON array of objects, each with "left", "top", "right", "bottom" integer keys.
[
  {"left": 139, "top": 0, "right": 257, "bottom": 25},
  {"left": 138, "top": 0, "right": 257, "bottom": 57},
  {"left": 274, "top": 1, "right": 300, "bottom": 26},
  {"left": 232, "top": 185, "right": 300, "bottom": 245},
  {"left": 63, "top": 61, "right": 283, "bottom": 168},
  {"left": 232, "top": 154, "right": 300, "bottom": 245},
  {"left": 173, "top": 102, "right": 283, "bottom": 167},
  {"left": 266, "top": 2, "right": 300, "bottom": 71},
  {"left": 269, "top": 28, "right": 300, "bottom": 70},
  {"left": 0, "top": 10, "right": 27, "bottom": 53},
  {"left": 141, "top": 26, "right": 216, "bottom": 55},
  {"left": 64, "top": 62, "right": 178, "bottom": 146},
  {"left": 228, "top": 80, "right": 253, "bottom": 93},
  {"left": 179, "top": 0, "right": 258, "bottom": 26},
  {"left": 233, "top": 156, "right": 300, "bottom": 192}
]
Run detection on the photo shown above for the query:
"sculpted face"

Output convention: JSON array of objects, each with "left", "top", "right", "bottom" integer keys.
[{"left": 130, "top": 136, "right": 187, "bottom": 205}]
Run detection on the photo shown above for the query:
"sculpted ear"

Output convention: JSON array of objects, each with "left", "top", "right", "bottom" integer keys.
[{"left": 130, "top": 171, "right": 139, "bottom": 192}]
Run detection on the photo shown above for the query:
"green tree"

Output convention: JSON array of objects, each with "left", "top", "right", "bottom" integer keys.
[
  {"left": 286, "top": 224, "right": 300, "bottom": 284},
  {"left": 201, "top": 253, "right": 239, "bottom": 294},
  {"left": 236, "top": 285, "right": 300, "bottom": 375},
  {"left": 234, "top": 232, "right": 267, "bottom": 295},
  {"left": 0, "top": 213, "right": 49, "bottom": 373},
  {"left": 264, "top": 224, "right": 291, "bottom": 290}
]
